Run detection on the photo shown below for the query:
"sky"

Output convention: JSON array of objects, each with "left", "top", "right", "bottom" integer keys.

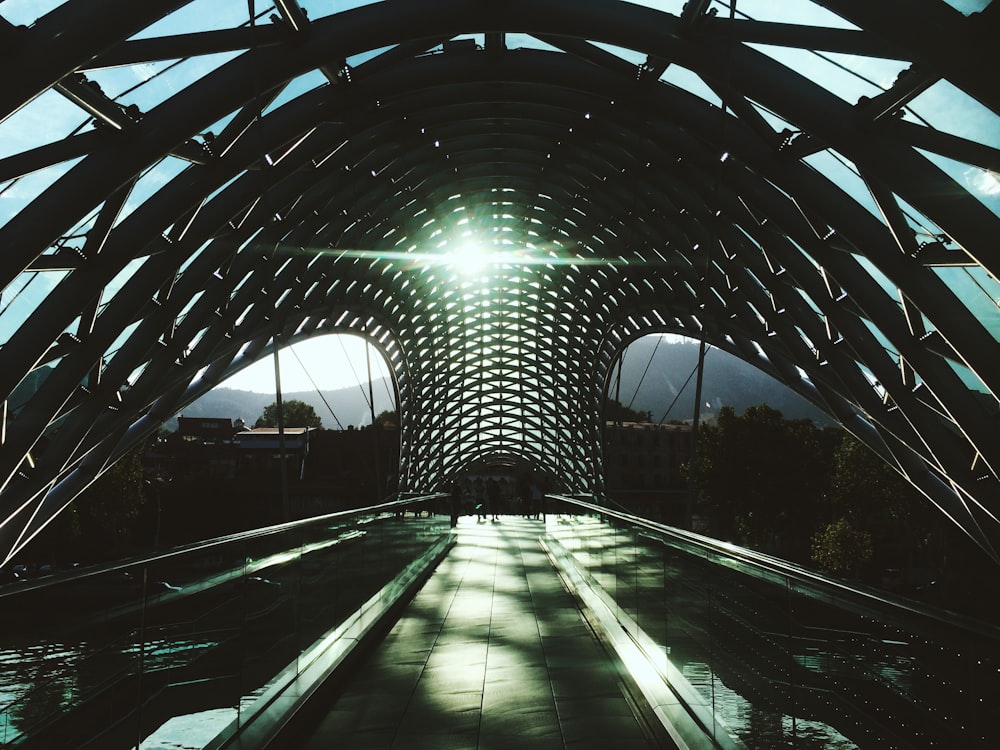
[
  {"left": 219, "top": 333, "right": 392, "bottom": 394},
  {"left": 218, "top": 331, "right": 693, "bottom": 395}
]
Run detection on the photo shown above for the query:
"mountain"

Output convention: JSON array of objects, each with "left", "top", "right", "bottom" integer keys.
[
  {"left": 615, "top": 337, "right": 835, "bottom": 426},
  {"left": 164, "top": 378, "right": 396, "bottom": 432},
  {"left": 168, "top": 337, "right": 834, "bottom": 430}
]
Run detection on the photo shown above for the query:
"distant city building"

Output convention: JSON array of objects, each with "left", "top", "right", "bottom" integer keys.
[
  {"left": 144, "top": 420, "right": 399, "bottom": 516},
  {"left": 149, "top": 416, "right": 239, "bottom": 480},
  {"left": 603, "top": 421, "right": 691, "bottom": 524},
  {"left": 237, "top": 426, "right": 315, "bottom": 480},
  {"left": 177, "top": 416, "right": 236, "bottom": 443}
]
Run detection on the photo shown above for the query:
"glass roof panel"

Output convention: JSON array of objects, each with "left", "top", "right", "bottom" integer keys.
[
  {"left": 0, "top": 271, "right": 65, "bottom": 346},
  {"left": 507, "top": 34, "right": 564, "bottom": 53},
  {"left": 821, "top": 51, "right": 910, "bottom": 92},
  {"left": 103, "top": 321, "right": 143, "bottom": 373},
  {"left": 630, "top": 1, "right": 686, "bottom": 14},
  {"left": 347, "top": 45, "right": 395, "bottom": 68},
  {"left": 111, "top": 157, "right": 190, "bottom": 225},
  {"left": 659, "top": 67, "right": 720, "bottom": 106},
  {"left": 0, "top": 0, "right": 65, "bottom": 25},
  {"left": 801, "top": 150, "right": 881, "bottom": 221},
  {"left": 852, "top": 254, "right": 900, "bottom": 307},
  {"left": 745, "top": 44, "right": 886, "bottom": 105},
  {"left": 300, "top": 0, "right": 379, "bottom": 18},
  {"left": 590, "top": 41, "right": 645, "bottom": 66},
  {"left": 891, "top": 194, "right": 949, "bottom": 245},
  {"left": 941, "top": 0, "right": 991, "bottom": 14},
  {"left": 908, "top": 79, "right": 1000, "bottom": 147},
  {"left": 0, "top": 89, "right": 89, "bottom": 159},
  {"left": 933, "top": 266, "right": 1000, "bottom": 344},
  {"left": 129, "top": 0, "right": 257, "bottom": 39},
  {"left": 102, "top": 258, "right": 147, "bottom": 311},
  {"left": 88, "top": 52, "right": 243, "bottom": 112},
  {"left": 262, "top": 70, "right": 332, "bottom": 115},
  {"left": 723, "top": 0, "right": 859, "bottom": 29},
  {"left": 917, "top": 150, "right": 1000, "bottom": 221},
  {"left": 0, "top": 159, "right": 85, "bottom": 229},
  {"left": 944, "top": 357, "right": 991, "bottom": 394}
]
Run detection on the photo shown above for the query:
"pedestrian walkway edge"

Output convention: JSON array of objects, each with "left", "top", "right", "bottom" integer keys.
[
  {"left": 540, "top": 535, "right": 745, "bottom": 750},
  {"left": 205, "top": 533, "right": 456, "bottom": 750}
]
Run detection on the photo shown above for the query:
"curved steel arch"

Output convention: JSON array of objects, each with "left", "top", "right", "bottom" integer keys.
[{"left": 1, "top": 0, "right": 999, "bottom": 563}]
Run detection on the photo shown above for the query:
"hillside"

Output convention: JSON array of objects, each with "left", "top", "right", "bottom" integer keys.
[
  {"left": 169, "top": 337, "right": 833, "bottom": 429},
  {"left": 616, "top": 337, "right": 834, "bottom": 426},
  {"left": 165, "top": 378, "right": 396, "bottom": 432}
]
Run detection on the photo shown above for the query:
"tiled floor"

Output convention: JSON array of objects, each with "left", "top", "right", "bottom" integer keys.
[{"left": 299, "top": 517, "right": 661, "bottom": 750}]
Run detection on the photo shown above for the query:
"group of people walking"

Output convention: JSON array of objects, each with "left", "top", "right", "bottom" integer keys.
[{"left": 449, "top": 473, "right": 545, "bottom": 526}]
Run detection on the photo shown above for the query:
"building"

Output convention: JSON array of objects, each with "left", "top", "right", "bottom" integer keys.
[
  {"left": 603, "top": 421, "right": 691, "bottom": 523},
  {"left": 236, "top": 426, "right": 315, "bottom": 481}
]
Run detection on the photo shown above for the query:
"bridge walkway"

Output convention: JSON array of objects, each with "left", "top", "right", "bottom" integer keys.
[{"left": 297, "top": 517, "right": 669, "bottom": 750}]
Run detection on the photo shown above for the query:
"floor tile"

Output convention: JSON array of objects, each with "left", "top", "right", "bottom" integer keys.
[{"left": 295, "top": 518, "right": 658, "bottom": 749}]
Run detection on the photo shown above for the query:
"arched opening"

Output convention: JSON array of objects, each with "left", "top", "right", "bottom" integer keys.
[
  {"left": 140, "top": 333, "right": 401, "bottom": 546},
  {"left": 601, "top": 332, "right": 836, "bottom": 526}
]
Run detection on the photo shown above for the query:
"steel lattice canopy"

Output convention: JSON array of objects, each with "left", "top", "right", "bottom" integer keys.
[{"left": 1, "top": 0, "right": 998, "bottom": 565}]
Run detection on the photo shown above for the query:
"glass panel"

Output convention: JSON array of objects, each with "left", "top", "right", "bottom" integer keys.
[
  {"left": 0, "top": 90, "right": 89, "bottom": 160},
  {"left": 725, "top": 0, "right": 859, "bottom": 29},
  {"left": 0, "top": 271, "right": 66, "bottom": 346},
  {"left": 90, "top": 53, "right": 243, "bottom": 113},
  {"left": 0, "top": 0, "right": 67, "bottom": 25},
  {"left": 909, "top": 80, "right": 1000, "bottom": 149},
  {"left": 918, "top": 150, "right": 1000, "bottom": 220},
  {"left": 117, "top": 158, "right": 190, "bottom": 224},
  {"left": 129, "top": 0, "right": 259, "bottom": 40},
  {"left": 802, "top": 150, "right": 882, "bottom": 220},
  {"left": 301, "top": 0, "right": 380, "bottom": 17},
  {"left": 546, "top": 499, "right": 1000, "bottom": 747},
  {"left": 0, "top": 497, "right": 449, "bottom": 749},
  {"left": 934, "top": 266, "right": 1000, "bottom": 343},
  {"left": 0, "top": 160, "right": 86, "bottom": 230}
]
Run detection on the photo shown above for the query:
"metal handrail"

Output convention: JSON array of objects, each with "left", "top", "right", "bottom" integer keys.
[
  {"left": 0, "top": 493, "right": 445, "bottom": 600},
  {"left": 550, "top": 493, "right": 1000, "bottom": 642}
]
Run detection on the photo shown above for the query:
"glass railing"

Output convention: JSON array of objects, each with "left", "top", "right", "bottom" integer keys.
[
  {"left": 546, "top": 495, "right": 1000, "bottom": 750},
  {"left": 0, "top": 495, "right": 450, "bottom": 749}
]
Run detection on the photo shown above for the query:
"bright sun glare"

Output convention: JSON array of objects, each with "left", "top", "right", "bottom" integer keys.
[{"left": 443, "top": 241, "right": 491, "bottom": 276}]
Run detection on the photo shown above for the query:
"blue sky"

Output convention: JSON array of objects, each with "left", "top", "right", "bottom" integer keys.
[{"left": 220, "top": 333, "right": 392, "bottom": 393}]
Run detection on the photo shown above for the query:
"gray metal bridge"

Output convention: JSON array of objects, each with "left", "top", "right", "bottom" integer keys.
[
  {"left": 2, "top": 4, "right": 1000, "bottom": 745},
  {"left": 2, "top": 497, "right": 998, "bottom": 749},
  {"left": 2, "top": 0, "right": 999, "bottom": 565}
]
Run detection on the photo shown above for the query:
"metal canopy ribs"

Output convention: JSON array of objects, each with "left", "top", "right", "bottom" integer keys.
[{"left": 0, "top": 0, "right": 998, "bottom": 564}]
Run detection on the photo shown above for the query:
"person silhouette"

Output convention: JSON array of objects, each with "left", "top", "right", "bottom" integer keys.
[{"left": 487, "top": 477, "right": 501, "bottom": 521}]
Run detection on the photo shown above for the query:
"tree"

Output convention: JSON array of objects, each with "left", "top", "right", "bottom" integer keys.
[
  {"left": 685, "top": 404, "right": 833, "bottom": 559},
  {"left": 811, "top": 517, "right": 873, "bottom": 577},
  {"left": 821, "top": 432, "right": 939, "bottom": 576},
  {"left": 374, "top": 409, "right": 398, "bottom": 427},
  {"left": 254, "top": 399, "right": 322, "bottom": 429},
  {"left": 606, "top": 397, "right": 652, "bottom": 423},
  {"left": 824, "top": 433, "right": 917, "bottom": 525},
  {"left": 55, "top": 447, "right": 148, "bottom": 560}
]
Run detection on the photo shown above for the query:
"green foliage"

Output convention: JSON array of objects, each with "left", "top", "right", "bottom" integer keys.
[
  {"left": 374, "top": 409, "right": 398, "bottom": 426},
  {"left": 819, "top": 432, "right": 939, "bottom": 573},
  {"left": 606, "top": 397, "right": 652, "bottom": 423},
  {"left": 254, "top": 399, "right": 322, "bottom": 429},
  {"left": 60, "top": 448, "right": 147, "bottom": 559},
  {"left": 687, "top": 407, "right": 940, "bottom": 580},
  {"left": 686, "top": 404, "right": 832, "bottom": 558},
  {"left": 811, "top": 517, "right": 873, "bottom": 576},
  {"left": 824, "top": 434, "right": 916, "bottom": 525}
]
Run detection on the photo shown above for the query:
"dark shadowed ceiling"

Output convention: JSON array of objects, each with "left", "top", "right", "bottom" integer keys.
[{"left": 1, "top": 0, "right": 998, "bottom": 564}]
